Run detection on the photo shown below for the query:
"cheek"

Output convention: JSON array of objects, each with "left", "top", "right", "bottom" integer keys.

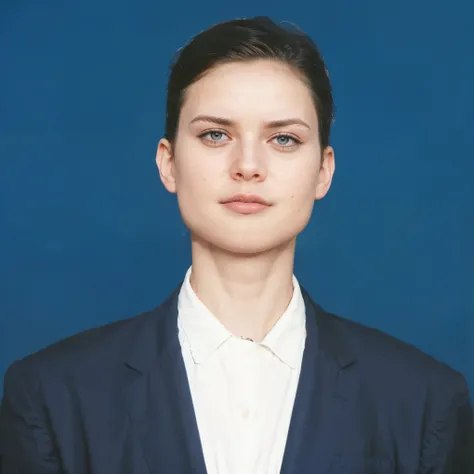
[
  {"left": 284, "top": 165, "right": 319, "bottom": 202},
  {"left": 174, "top": 150, "right": 221, "bottom": 205},
  {"left": 174, "top": 141, "right": 210, "bottom": 188},
  {"left": 178, "top": 168, "right": 208, "bottom": 201}
]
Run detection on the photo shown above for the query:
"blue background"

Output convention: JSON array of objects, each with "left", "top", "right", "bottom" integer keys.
[{"left": 1, "top": 0, "right": 473, "bottom": 393}]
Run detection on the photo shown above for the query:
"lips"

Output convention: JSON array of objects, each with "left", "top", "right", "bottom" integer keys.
[
  {"left": 220, "top": 194, "right": 271, "bottom": 215},
  {"left": 221, "top": 194, "right": 270, "bottom": 206}
]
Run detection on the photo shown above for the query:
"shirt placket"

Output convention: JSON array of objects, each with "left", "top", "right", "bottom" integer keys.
[{"left": 232, "top": 340, "right": 262, "bottom": 472}]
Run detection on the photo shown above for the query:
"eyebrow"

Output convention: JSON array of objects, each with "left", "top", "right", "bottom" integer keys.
[{"left": 189, "top": 115, "right": 311, "bottom": 130}]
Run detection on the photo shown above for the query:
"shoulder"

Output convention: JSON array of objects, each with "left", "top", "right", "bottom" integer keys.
[
  {"left": 313, "top": 306, "right": 473, "bottom": 468},
  {"left": 321, "top": 309, "right": 470, "bottom": 406},
  {"left": 3, "top": 302, "right": 167, "bottom": 388}
]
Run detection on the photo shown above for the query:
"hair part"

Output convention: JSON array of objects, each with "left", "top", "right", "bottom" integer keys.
[{"left": 165, "top": 16, "right": 335, "bottom": 150}]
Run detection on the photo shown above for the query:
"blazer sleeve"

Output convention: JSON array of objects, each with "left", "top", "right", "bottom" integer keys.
[
  {"left": 419, "top": 372, "right": 474, "bottom": 474},
  {"left": 0, "top": 358, "right": 62, "bottom": 474}
]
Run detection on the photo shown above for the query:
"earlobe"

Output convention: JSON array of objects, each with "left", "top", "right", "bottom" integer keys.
[
  {"left": 315, "top": 146, "right": 335, "bottom": 200},
  {"left": 156, "top": 138, "right": 177, "bottom": 194}
]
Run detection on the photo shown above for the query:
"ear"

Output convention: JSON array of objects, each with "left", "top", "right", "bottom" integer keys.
[
  {"left": 315, "top": 146, "right": 335, "bottom": 200},
  {"left": 156, "top": 138, "right": 177, "bottom": 194}
]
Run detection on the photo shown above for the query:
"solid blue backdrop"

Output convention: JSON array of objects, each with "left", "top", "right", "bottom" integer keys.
[{"left": 1, "top": 0, "right": 473, "bottom": 393}]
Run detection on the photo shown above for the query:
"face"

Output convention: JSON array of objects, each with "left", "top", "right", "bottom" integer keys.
[{"left": 157, "top": 59, "right": 335, "bottom": 255}]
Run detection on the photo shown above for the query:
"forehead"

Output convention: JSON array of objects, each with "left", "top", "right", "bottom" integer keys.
[{"left": 180, "top": 60, "right": 318, "bottom": 124}]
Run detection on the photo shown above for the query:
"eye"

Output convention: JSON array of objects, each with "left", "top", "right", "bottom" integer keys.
[
  {"left": 199, "top": 130, "right": 229, "bottom": 144},
  {"left": 271, "top": 134, "right": 302, "bottom": 149}
]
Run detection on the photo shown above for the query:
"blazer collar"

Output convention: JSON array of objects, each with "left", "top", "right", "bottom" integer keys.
[
  {"left": 302, "top": 285, "right": 357, "bottom": 370},
  {"left": 121, "top": 283, "right": 183, "bottom": 376},
  {"left": 120, "top": 281, "right": 357, "bottom": 378},
  {"left": 120, "top": 281, "right": 358, "bottom": 474}
]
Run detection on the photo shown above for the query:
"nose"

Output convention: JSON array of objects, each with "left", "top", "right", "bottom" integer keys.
[{"left": 230, "top": 142, "right": 267, "bottom": 182}]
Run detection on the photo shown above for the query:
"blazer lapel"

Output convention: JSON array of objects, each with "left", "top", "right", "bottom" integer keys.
[
  {"left": 119, "top": 282, "right": 359, "bottom": 474},
  {"left": 121, "top": 284, "right": 207, "bottom": 474},
  {"left": 280, "top": 288, "right": 359, "bottom": 474}
]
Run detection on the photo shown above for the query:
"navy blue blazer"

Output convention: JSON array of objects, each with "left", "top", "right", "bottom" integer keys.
[{"left": 1, "top": 284, "right": 473, "bottom": 474}]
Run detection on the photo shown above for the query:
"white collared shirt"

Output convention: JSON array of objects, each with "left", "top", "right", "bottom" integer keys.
[{"left": 177, "top": 266, "right": 307, "bottom": 474}]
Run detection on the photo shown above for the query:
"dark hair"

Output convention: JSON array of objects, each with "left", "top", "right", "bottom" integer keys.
[{"left": 165, "top": 16, "right": 335, "bottom": 150}]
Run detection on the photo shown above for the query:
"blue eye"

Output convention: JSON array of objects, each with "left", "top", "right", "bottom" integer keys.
[
  {"left": 275, "top": 135, "right": 292, "bottom": 146},
  {"left": 203, "top": 131, "right": 226, "bottom": 141},
  {"left": 273, "top": 134, "right": 301, "bottom": 148}
]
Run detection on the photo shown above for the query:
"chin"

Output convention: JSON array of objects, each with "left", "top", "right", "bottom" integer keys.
[
  {"left": 192, "top": 228, "right": 296, "bottom": 256},
  {"left": 184, "top": 210, "right": 307, "bottom": 256},
  {"left": 216, "top": 240, "right": 276, "bottom": 256}
]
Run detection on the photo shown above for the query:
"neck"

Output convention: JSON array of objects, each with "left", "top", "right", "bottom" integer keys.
[{"left": 189, "top": 235, "right": 297, "bottom": 342}]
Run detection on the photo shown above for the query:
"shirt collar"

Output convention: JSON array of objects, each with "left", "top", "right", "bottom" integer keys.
[
  {"left": 177, "top": 267, "right": 232, "bottom": 364},
  {"left": 177, "top": 266, "right": 306, "bottom": 368},
  {"left": 259, "top": 275, "right": 306, "bottom": 369}
]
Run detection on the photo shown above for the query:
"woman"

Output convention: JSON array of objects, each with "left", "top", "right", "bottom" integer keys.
[{"left": 1, "top": 16, "right": 472, "bottom": 474}]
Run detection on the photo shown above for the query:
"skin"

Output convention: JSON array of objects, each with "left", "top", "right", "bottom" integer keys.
[{"left": 156, "top": 59, "right": 335, "bottom": 341}]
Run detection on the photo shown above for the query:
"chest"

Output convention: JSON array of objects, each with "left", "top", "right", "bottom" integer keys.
[{"left": 182, "top": 339, "right": 302, "bottom": 473}]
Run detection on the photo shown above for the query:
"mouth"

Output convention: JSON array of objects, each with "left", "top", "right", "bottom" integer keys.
[{"left": 220, "top": 194, "right": 272, "bottom": 215}]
